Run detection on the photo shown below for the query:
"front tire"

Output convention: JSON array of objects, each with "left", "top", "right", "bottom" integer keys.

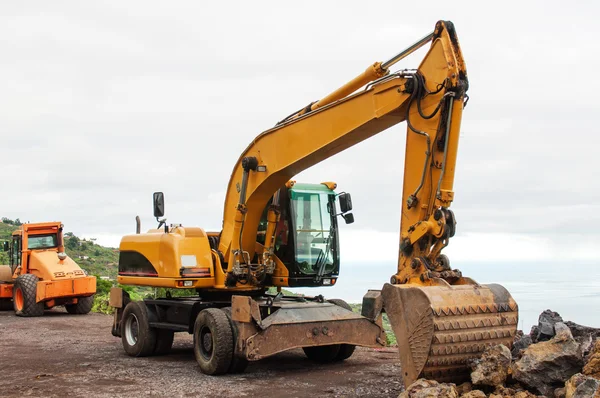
[
  {"left": 121, "top": 301, "right": 157, "bottom": 357},
  {"left": 66, "top": 295, "right": 95, "bottom": 314},
  {"left": 222, "top": 307, "right": 249, "bottom": 373},
  {"left": 193, "top": 308, "right": 233, "bottom": 375},
  {"left": 13, "top": 274, "right": 44, "bottom": 317}
]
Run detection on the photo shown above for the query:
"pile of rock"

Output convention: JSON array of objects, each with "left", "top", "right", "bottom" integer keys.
[{"left": 399, "top": 310, "right": 600, "bottom": 398}]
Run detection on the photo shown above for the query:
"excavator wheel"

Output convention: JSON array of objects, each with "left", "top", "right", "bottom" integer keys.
[
  {"left": 193, "top": 308, "right": 233, "bottom": 375},
  {"left": 381, "top": 282, "right": 518, "bottom": 386},
  {"left": 327, "top": 299, "right": 357, "bottom": 361},
  {"left": 65, "top": 295, "right": 95, "bottom": 315},
  {"left": 222, "top": 307, "right": 249, "bottom": 373},
  {"left": 154, "top": 330, "right": 175, "bottom": 356},
  {"left": 303, "top": 344, "right": 341, "bottom": 363},
  {"left": 13, "top": 274, "right": 44, "bottom": 317},
  {"left": 121, "top": 301, "right": 157, "bottom": 357}
]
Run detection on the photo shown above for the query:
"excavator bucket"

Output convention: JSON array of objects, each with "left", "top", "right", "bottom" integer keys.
[{"left": 381, "top": 281, "right": 518, "bottom": 385}]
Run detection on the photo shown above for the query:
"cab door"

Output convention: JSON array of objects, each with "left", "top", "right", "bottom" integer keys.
[{"left": 10, "top": 236, "right": 21, "bottom": 274}]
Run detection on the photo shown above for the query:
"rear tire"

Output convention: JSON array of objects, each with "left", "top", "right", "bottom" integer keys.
[
  {"left": 222, "top": 307, "right": 249, "bottom": 373},
  {"left": 13, "top": 274, "right": 44, "bottom": 317},
  {"left": 66, "top": 295, "right": 95, "bottom": 314},
  {"left": 303, "top": 344, "right": 341, "bottom": 363},
  {"left": 327, "top": 299, "right": 357, "bottom": 361},
  {"left": 193, "top": 308, "right": 233, "bottom": 375},
  {"left": 154, "top": 330, "right": 175, "bottom": 355},
  {"left": 121, "top": 301, "right": 157, "bottom": 357}
]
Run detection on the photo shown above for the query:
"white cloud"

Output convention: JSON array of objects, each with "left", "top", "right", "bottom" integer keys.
[{"left": 1, "top": 1, "right": 599, "bottom": 271}]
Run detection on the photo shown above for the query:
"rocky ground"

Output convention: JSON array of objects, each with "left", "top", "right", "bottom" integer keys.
[
  {"left": 400, "top": 310, "right": 600, "bottom": 398},
  {"left": 1, "top": 308, "right": 598, "bottom": 398},
  {"left": 0, "top": 310, "right": 402, "bottom": 397}
]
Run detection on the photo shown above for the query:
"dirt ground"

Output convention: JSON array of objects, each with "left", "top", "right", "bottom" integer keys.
[{"left": 0, "top": 309, "right": 404, "bottom": 397}]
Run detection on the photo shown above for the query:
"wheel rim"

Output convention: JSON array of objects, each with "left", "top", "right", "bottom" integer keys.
[
  {"left": 125, "top": 313, "right": 139, "bottom": 346},
  {"left": 14, "top": 288, "right": 24, "bottom": 311},
  {"left": 199, "top": 325, "right": 213, "bottom": 360}
]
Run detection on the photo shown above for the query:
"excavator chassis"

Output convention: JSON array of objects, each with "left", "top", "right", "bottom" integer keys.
[
  {"left": 230, "top": 295, "right": 386, "bottom": 361},
  {"left": 110, "top": 288, "right": 386, "bottom": 372},
  {"left": 381, "top": 281, "right": 518, "bottom": 385}
]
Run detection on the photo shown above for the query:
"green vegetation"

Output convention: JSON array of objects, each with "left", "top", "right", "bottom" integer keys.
[{"left": 348, "top": 303, "right": 397, "bottom": 346}]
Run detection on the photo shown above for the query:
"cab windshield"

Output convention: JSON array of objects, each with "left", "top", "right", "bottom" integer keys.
[
  {"left": 27, "top": 234, "right": 58, "bottom": 250},
  {"left": 290, "top": 190, "right": 338, "bottom": 275}
]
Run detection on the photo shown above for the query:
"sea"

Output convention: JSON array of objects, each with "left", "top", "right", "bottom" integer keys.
[{"left": 287, "top": 261, "right": 600, "bottom": 333}]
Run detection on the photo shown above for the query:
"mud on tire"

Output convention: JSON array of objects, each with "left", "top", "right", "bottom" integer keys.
[
  {"left": 193, "top": 308, "right": 233, "bottom": 375},
  {"left": 13, "top": 274, "right": 44, "bottom": 317},
  {"left": 121, "top": 301, "right": 157, "bottom": 357},
  {"left": 222, "top": 307, "right": 249, "bottom": 373},
  {"left": 66, "top": 295, "right": 95, "bottom": 315}
]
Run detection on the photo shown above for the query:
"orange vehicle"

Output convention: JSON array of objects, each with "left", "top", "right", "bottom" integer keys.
[{"left": 0, "top": 222, "right": 96, "bottom": 316}]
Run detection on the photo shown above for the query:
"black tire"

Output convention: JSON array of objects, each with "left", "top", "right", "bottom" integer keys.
[
  {"left": 121, "top": 301, "right": 157, "bottom": 357},
  {"left": 327, "top": 298, "right": 357, "bottom": 361},
  {"left": 303, "top": 344, "right": 341, "bottom": 363},
  {"left": 13, "top": 274, "right": 44, "bottom": 317},
  {"left": 66, "top": 295, "right": 95, "bottom": 315},
  {"left": 154, "top": 329, "right": 175, "bottom": 355},
  {"left": 193, "top": 308, "right": 233, "bottom": 375},
  {"left": 0, "top": 299, "right": 12, "bottom": 311},
  {"left": 222, "top": 307, "right": 249, "bottom": 373}
]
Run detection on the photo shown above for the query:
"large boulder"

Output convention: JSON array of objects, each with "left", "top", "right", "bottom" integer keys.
[
  {"left": 399, "top": 379, "right": 458, "bottom": 398},
  {"left": 471, "top": 344, "right": 512, "bottom": 386},
  {"left": 566, "top": 322, "right": 600, "bottom": 356},
  {"left": 564, "top": 373, "right": 600, "bottom": 398},
  {"left": 583, "top": 339, "right": 600, "bottom": 379},
  {"left": 512, "top": 323, "right": 584, "bottom": 396}
]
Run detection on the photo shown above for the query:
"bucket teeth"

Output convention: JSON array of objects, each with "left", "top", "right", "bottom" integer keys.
[{"left": 381, "top": 282, "right": 518, "bottom": 386}]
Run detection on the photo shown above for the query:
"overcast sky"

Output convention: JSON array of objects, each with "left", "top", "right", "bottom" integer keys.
[{"left": 2, "top": 1, "right": 599, "bottom": 270}]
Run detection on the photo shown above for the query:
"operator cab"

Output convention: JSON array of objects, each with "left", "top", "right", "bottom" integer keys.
[{"left": 257, "top": 182, "right": 354, "bottom": 287}]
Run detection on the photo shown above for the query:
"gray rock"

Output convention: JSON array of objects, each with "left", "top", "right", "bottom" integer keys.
[
  {"left": 564, "top": 373, "right": 600, "bottom": 398},
  {"left": 471, "top": 344, "right": 512, "bottom": 386},
  {"left": 565, "top": 321, "right": 600, "bottom": 356},
  {"left": 537, "top": 310, "right": 564, "bottom": 341},
  {"left": 513, "top": 334, "right": 534, "bottom": 358},
  {"left": 511, "top": 325, "right": 584, "bottom": 396}
]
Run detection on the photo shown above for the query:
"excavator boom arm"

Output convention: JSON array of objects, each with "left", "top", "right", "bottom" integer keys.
[{"left": 219, "top": 21, "right": 467, "bottom": 277}]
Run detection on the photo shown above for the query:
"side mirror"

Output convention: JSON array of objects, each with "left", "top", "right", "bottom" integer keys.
[
  {"left": 2, "top": 241, "right": 8, "bottom": 252},
  {"left": 342, "top": 213, "right": 354, "bottom": 224},
  {"left": 153, "top": 192, "right": 165, "bottom": 218},
  {"left": 338, "top": 192, "right": 353, "bottom": 213}
]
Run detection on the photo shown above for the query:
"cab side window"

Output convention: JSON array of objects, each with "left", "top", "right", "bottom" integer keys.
[{"left": 11, "top": 237, "right": 21, "bottom": 272}]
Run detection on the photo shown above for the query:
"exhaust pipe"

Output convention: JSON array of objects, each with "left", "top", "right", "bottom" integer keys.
[{"left": 135, "top": 216, "right": 141, "bottom": 234}]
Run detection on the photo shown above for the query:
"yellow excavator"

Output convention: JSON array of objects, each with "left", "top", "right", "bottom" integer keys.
[{"left": 110, "top": 20, "right": 518, "bottom": 384}]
